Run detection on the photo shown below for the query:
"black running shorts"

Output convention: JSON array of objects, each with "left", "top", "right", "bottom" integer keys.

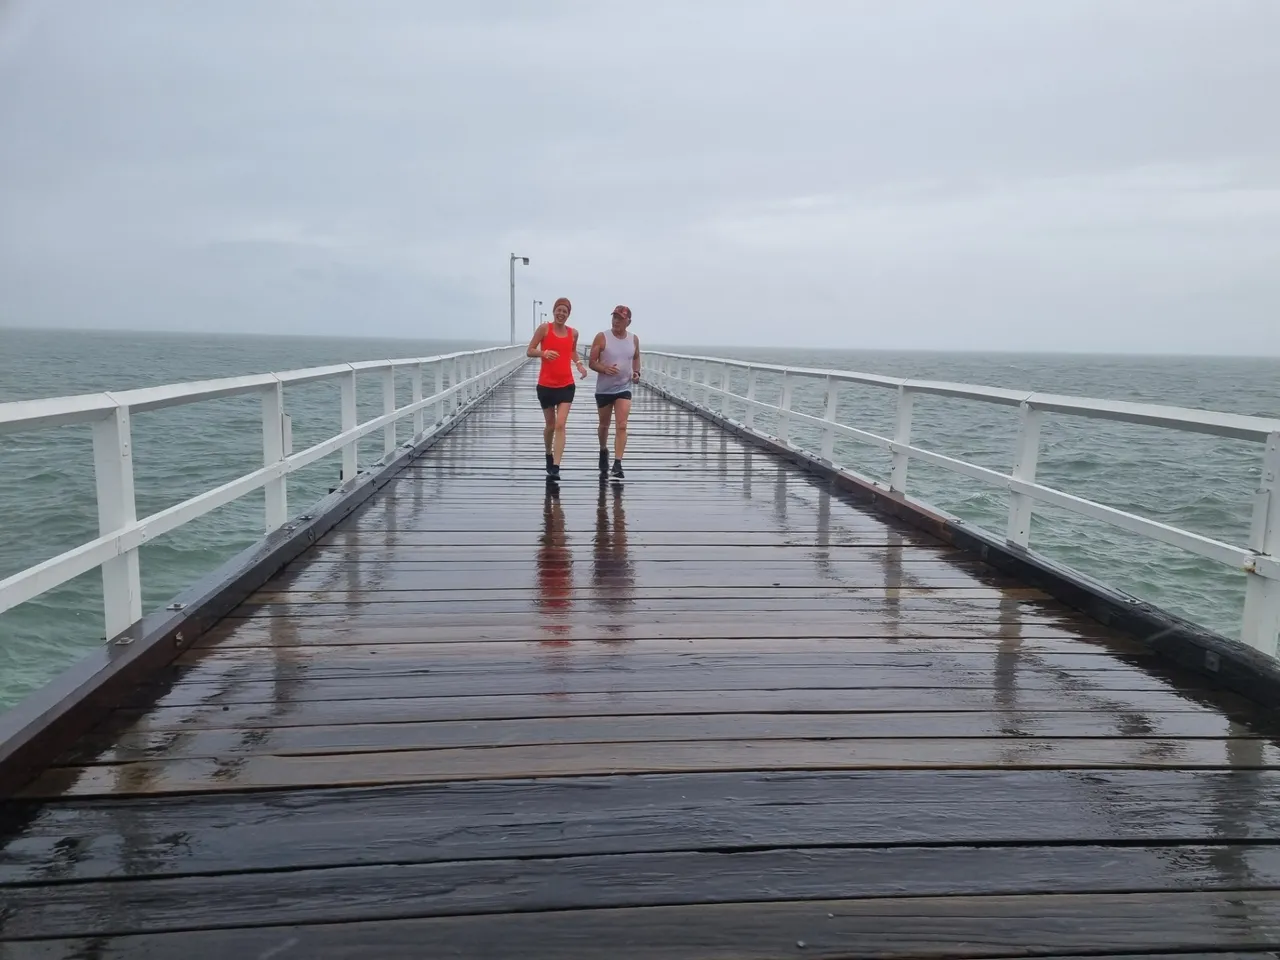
[
  {"left": 536, "top": 384, "right": 576, "bottom": 409},
  {"left": 595, "top": 390, "right": 633, "bottom": 408}
]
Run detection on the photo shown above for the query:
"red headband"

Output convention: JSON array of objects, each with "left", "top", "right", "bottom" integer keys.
[{"left": 553, "top": 297, "right": 571, "bottom": 312}]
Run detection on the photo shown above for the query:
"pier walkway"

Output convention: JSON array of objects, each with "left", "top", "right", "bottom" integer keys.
[{"left": 4, "top": 364, "right": 1280, "bottom": 957}]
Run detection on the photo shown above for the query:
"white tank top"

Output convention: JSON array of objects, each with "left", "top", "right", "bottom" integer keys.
[{"left": 595, "top": 331, "right": 635, "bottom": 395}]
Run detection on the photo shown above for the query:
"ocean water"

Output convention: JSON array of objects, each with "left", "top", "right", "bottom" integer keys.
[
  {"left": 1, "top": 328, "right": 1278, "bottom": 710},
  {"left": 0, "top": 328, "right": 494, "bottom": 710}
]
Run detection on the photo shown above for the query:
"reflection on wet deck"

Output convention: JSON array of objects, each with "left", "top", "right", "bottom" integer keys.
[{"left": 3, "top": 366, "right": 1280, "bottom": 957}]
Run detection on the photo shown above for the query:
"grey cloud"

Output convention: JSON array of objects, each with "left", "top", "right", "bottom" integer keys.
[{"left": 1, "top": 0, "right": 1277, "bottom": 352}]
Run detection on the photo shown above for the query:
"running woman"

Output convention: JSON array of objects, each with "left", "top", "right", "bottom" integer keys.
[
  {"left": 527, "top": 296, "right": 587, "bottom": 479},
  {"left": 588, "top": 305, "right": 640, "bottom": 480}
]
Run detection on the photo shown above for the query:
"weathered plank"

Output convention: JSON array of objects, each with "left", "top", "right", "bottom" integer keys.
[
  {"left": 120, "top": 666, "right": 1215, "bottom": 712},
  {"left": 182, "top": 636, "right": 1157, "bottom": 659},
  {"left": 4, "top": 844, "right": 1279, "bottom": 940},
  {"left": 5, "top": 771, "right": 1280, "bottom": 885},
  {"left": 57, "top": 710, "right": 1270, "bottom": 765},
  {"left": 98, "top": 686, "right": 1256, "bottom": 731},
  {"left": 10, "top": 890, "right": 1280, "bottom": 958},
  {"left": 24, "top": 736, "right": 1280, "bottom": 798},
  {"left": 160, "top": 649, "right": 1164, "bottom": 688}
]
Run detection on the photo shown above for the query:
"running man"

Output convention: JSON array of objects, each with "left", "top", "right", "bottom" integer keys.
[
  {"left": 527, "top": 296, "right": 587, "bottom": 480},
  {"left": 588, "top": 305, "right": 640, "bottom": 480}
]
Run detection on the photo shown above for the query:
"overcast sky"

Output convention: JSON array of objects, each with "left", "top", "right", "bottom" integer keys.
[{"left": 1, "top": 0, "right": 1277, "bottom": 352}]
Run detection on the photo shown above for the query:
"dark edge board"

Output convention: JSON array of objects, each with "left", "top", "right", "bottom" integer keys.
[
  {"left": 643, "top": 380, "right": 1280, "bottom": 714},
  {"left": 0, "top": 360, "right": 531, "bottom": 797}
]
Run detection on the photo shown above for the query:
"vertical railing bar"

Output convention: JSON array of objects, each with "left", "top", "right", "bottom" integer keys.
[
  {"left": 821, "top": 376, "right": 839, "bottom": 460},
  {"left": 890, "top": 385, "right": 914, "bottom": 494},
  {"left": 435, "top": 359, "right": 446, "bottom": 423},
  {"left": 91, "top": 401, "right": 142, "bottom": 638},
  {"left": 1006, "top": 402, "right": 1043, "bottom": 548},
  {"left": 340, "top": 365, "right": 358, "bottom": 482},
  {"left": 779, "top": 372, "right": 794, "bottom": 444},
  {"left": 411, "top": 363, "right": 424, "bottom": 439},
  {"left": 382, "top": 366, "right": 397, "bottom": 459},
  {"left": 746, "top": 367, "right": 758, "bottom": 429},
  {"left": 261, "top": 378, "right": 288, "bottom": 531},
  {"left": 1243, "top": 431, "right": 1280, "bottom": 655}
]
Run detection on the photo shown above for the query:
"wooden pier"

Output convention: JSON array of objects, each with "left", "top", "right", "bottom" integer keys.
[{"left": 4, "top": 364, "right": 1280, "bottom": 957}]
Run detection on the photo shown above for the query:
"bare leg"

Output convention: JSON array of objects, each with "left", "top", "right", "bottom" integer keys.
[
  {"left": 542, "top": 407, "right": 555, "bottom": 456},
  {"left": 613, "top": 397, "right": 632, "bottom": 461},
  {"left": 597, "top": 403, "right": 613, "bottom": 450},
  {"left": 552, "top": 402, "right": 572, "bottom": 465}
]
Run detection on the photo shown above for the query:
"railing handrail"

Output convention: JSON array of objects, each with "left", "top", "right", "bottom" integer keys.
[
  {"left": 645, "top": 350, "right": 1280, "bottom": 657},
  {"left": 649, "top": 351, "right": 1280, "bottom": 442},
  {"left": 0, "top": 346, "right": 511, "bottom": 433},
  {"left": 0, "top": 345, "right": 527, "bottom": 641}
]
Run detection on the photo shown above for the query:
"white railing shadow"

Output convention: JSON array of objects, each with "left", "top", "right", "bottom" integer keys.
[
  {"left": 0, "top": 346, "right": 526, "bottom": 639},
  {"left": 646, "top": 351, "right": 1280, "bottom": 657}
]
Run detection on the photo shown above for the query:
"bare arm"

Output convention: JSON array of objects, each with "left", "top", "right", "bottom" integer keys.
[
  {"left": 526, "top": 323, "right": 549, "bottom": 359},
  {"left": 587, "top": 332, "right": 608, "bottom": 373},
  {"left": 632, "top": 335, "right": 641, "bottom": 381},
  {"left": 572, "top": 329, "right": 587, "bottom": 377}
]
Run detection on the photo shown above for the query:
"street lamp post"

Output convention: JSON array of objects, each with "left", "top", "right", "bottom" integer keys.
[
  {"left": 532, "top": 299, "right": 542, "bottom": 332},
  {"left": 509, "top": 253, "right": 529, "bottom": 344}
]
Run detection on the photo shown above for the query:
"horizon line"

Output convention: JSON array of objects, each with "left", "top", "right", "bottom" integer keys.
[{"left": 1, "top": 322, "right": 1277, "bottom": 361}]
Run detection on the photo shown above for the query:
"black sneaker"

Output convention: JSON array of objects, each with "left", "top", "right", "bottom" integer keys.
[
  {"left": 545, "top": 453, "right": 554, "bottom": 472},
  {"left": 598, "top": 449, "right": 609, "bottom": 479},
  {"left": 548, "top": 462, "right": 561, "bottom": 480},
  {"left": 611, "top": 459, "right": 624, "bottom": 479}
]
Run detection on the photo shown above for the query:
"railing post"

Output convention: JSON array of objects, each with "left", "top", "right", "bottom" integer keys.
[
  {"left": 261, "top": 379, "right": 288, "bottom": 532},
  {"left": 382, "top": 367, "right": 397, "bottom": 459},
  {"left": 718, "top": 363, "right": 729, "bottom": 414},
  {"left": 890, "top": 386, "right": 914, "bottom": 494},
  {"left": 821, "top": 376, "right": 840, "bottom": 460},
  {"left": 778, "top": 372, "right": 794, "bottom": 444},
  {"left": 434, "top": 360, "right": 445, "bottom": 424},
  {"left": 92, "top": 404, "right": 142, "bottom": 637},
  {"left": 1006, "top": 401, "right": 1043, "bottom": 548},
  {"left": 340, "top": 367, "right": 358, "bottom": 481},
  {"left": 1243, "top": 432, "right": 1280, "bottom": 655},
  {"left": 745, "top": 367, "right": 758, "bottom": 428},
  {"left": 411, "top": 363, "right": 424, "bottom": 438}
]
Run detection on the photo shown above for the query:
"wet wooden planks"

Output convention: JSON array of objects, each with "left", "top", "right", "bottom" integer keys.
[{"left": 3, "top": 365, "right": 1280, "bottom": 957}]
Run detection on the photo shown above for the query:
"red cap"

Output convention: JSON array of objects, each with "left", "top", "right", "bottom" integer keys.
[{"left": 611, "top": 305, "right": 632, "bottom": 320}]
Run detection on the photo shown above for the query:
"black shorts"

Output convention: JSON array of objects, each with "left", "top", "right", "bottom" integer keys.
[
  {"left": 536, "top": 384, "right": 576, "bottom": 409},
  {"left": 595, "top": 390, "right": 633, "bottom": 408}
]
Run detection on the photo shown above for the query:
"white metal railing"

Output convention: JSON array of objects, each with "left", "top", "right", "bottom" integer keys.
[
  {"left": 646, "top": 351, "right": 1280, "bottom": 656},
  {"left": 0, "top": 346, "right": 526, "bottom": 639}
]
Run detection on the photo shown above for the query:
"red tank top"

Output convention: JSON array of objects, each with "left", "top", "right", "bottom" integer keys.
[{"left": 537, "top": 324, "right": 576, "bottom": 388}]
